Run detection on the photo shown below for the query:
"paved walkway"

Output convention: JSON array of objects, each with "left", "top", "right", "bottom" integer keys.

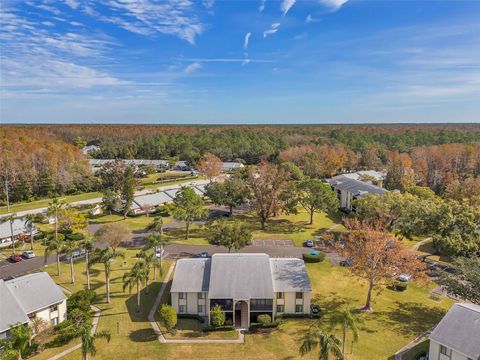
[
  {"left": 147, "top": 261, "right": 245, "bottom": 344},
  {"left": 47, "top": 287, "right": 102, "bottom": 360}
]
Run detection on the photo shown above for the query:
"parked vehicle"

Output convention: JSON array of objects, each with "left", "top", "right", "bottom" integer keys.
[
  {"left": 154, "top": 248, "right": 165, "bottom": 258},
  {"left": 304, "top": 240, "right": 314, "bottom": 248},
  {"left": 198, "top": 252, "right": 209, "bottom": 258},
  {"left": 310, "top": 304, "right": 320, "bottom": 315},
  {"left": 9, "top": 255, "right": 23, "bottom": 263},
  {"left": 64, "top": 249, "right": 86, "bottom": 262},
  {"left": 22, "top": 251, "right": 36, "bottom": 259},
  {"left": 397, "top": 273, "right": 411, "bottom": 282},
  {"left": 212, "top": 239, "right": 220, "bottom": 245}
]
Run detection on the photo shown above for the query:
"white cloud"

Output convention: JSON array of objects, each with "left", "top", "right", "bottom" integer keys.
[
  {"left": 180, "top": 58, "right": 273, "bottom": 63},
  {"left": 318, "top": 0, "right": 349, "bottom": 11},
  {"left": 64, "top": 0, "right": 79, "bottom": 9},
  {"left": 70, "top": 21, "right": 82, "bottom": 26},
  {"left": 306, "top": 14, "right": 321, "bottom": 23},
  {"left": 203, "top": 0, "right": 215, "bottom": 9},
  {"left": 243, "top": 32, "right": 251, "bottom": 50},
  {"left": 42, "top": 21, "right": 55, "bottom": 26},
  {"left": 258, "top": 0, "right": 266, "bottom": 12},
  {"left": 184, "top": 62, "right": 202, "bottom": 74},
  {"left": 281, "top": 0, "right": 296, "bottom": 15},
  {"left": 263, "top": 23, "right": 280, "bottom": 38}
]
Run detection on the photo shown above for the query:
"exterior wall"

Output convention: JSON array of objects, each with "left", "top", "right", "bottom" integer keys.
[
  {"left": 428, "top": 340, "right": 470, "bottom": 360},
  {"left": 32, "top": 299, "right": 67, "bottom": 327},
  {"left": 171, "top": 292, "right": 179, "bottom": 313},
  {"left": 274, "top": 291, "right": 311, "bottom": 317},
  {"left": 339, "top": 190, "right": 353, "bottom": 210},
  {"left": 171, "top": 292, "right": 207, "bottom": 316}
]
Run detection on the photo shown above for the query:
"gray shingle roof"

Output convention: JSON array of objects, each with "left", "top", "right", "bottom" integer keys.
[
  {"left": 133, "top": 192, "right": 174, "bottom": 209},
  {"left": 0, "top": 218, "right": 29, "bottom": 240},
  {"left": 429, "top": 303, "right": 480, "bottom": 360},
  {"left": 330, "top": 176, "right": 387, "bottom": 197},
  {"left": 6, "top": 272, "right": 66, "bottom": 314},
  {"left": 171, "top": 259, "right": 211, "bottom": 293},
  {"left": 221, "top": 162, "right": 244, "bottom": 171},
  {"left": 270, "top": 258, "right": 311, "bottom": 292},
  {"left": 0, "top": 280, "right": 29, "bottom": 333},
  {"left": 208, "top": 254, "right": 274, "bottom": 299}
]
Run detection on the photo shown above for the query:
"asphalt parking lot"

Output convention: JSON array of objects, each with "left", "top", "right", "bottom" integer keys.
[{"left": 251, "top": 239, "right": 295, "bottom": 247}]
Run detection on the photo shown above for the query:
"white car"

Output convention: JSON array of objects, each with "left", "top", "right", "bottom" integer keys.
[
  {"left": 22, "top": 251, "right": 36, "bottom": 259},
  {"left": 154, "top": 249, "right": 165, "bottom": 258},
  {"left": 397, "top": 273, "right": 411, "bottom": 282}
]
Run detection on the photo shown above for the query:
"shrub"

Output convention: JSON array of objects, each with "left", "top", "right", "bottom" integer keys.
[
  {"left": 178, "top": 314, "right": 205, "bottom": 323},
  {"left": 210, "top": 304, "right": 226, "bottom": 327},
  {"left": 65, "top": 232, "right": 85, "bottom": 241},
  {"left": 277, "top": 314, "right": 312, "bottom": 319},
  {"left": 250, "top": 322, "right": 278, "bottom": 329},
  {"left": 302, "top": 251, "right": 326, "bottom": 263},
  {"left": 257, "top": 314, "right": 272, "bottom": 325},
  {"left": 203, "top": 325, "right": 235, "bottom": 332},
  {"left": 394, "top": 282, "right": 408, "bottom": 291},
  {"left": 159, "top": 305, "right": 177, "bottom": 332},
  {"left": 67, "top": 289, "right": 97, "bottom": 314},
  {"left": 34, "top": 232, "right": 45, "bottom": 240}
]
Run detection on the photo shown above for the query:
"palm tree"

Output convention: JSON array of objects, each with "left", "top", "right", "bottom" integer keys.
[
  {"left": 1, "top": 213, "right": 17, "bottom": 255},
  {"left": 138, "top": 250, "right": 152, "bottom": 294},
  {"left": 47, "top": 198, "right": 65, "bottom": 244},
  {"left": 151, "top": 216, "right": 164, "bottom": 236},
  {"left": 145, "top": 232, "right": 169, "bottom": 279},
  {"left": 24, "top": 214, "right": 36, "bottom": 251},
  {"left": 0, "top": 323, "right": 32, "bottom": 360},
  {"left": 299, "top": 324, "right": 344, "bottom": 360},
  {"left": 330, "top": 306, "right": 362, "bottom": 356},
  {"left": 44, "top": 233, "right": 65, "bottom": 276},
  {"left": 80, "top": 237, "right": 94, "bottom": 290},
  {"left": 79, "top": 323, "right": 111, "bottom": 360},
  {"left": 90, "top": 248, "right": 124, "bottom": 303},
  {"left": 123, "top": 261, "right": 148, "bottom": 312},
  {"left": 63, "top": 240, "right": 78, "bottom": 284}
]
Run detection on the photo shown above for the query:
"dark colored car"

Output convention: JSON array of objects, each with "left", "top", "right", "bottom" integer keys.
[
  {"left": 339, "top": 259, "right": 353, "bottom": 267},
  {"left": 310, "top": 304, "right": 321, "bottom": 315},
  {"left": 9, "top": 254, "right": 23, "bottom": 263},
  {"left": 198, "top": 252, "right": 209, "bottom": 258},
  {"left": 304, "top": 240, "right": 314, "bottom": 248}
]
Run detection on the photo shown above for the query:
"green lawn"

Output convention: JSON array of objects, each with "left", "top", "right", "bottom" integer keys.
[
  {"left": 88, "top": 213, "right": 171, "bottom": 232},
  {"left": 158, "top": 319, "right": 238, "bottom": 340},
  {"left": 27, "top": 246, "right": 452, "bottom": 360}
]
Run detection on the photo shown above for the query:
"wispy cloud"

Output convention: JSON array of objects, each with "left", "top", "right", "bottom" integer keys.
[
  {"left": 281, "top": 0, "right": 296, "bottom": 16},
  {"left": 306, "top": 14, "right": 321, "bottom": 23},
  {"left": 263, "top": 22, "right": 280, "bottom": 38},
  {"left": 243, "top": 32, "right": 252, "bottom": 50},
  {"left": 179, "top": 58, "right": 273, "bottom": 63},
  {"left": 258, "top": 0, "right": 266, "bottom": 13},
  {"left": 318, "top": 0, "right": 349, "bottom": 11},
  {"left": 184, "top": 62, "right": 202, "bottom": 74}
]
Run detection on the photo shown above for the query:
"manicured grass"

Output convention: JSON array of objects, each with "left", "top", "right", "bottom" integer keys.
[
  {"left": 88, "top": 214, "right": 171, "bottom": 232},
  {"left": 158, "top": 319, "right": 238, "bottom": 340}
]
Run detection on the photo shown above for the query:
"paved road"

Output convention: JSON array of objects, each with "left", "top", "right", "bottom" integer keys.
[
  {"left": 0, "top": 179, "right": 209, "bottom": 219},
  {"left": 0, "top": 241, "right": 306, "bottom": 280}
]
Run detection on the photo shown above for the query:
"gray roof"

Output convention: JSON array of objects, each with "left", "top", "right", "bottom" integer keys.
[
  {"left": 0, "top": 272, "right": 66, "bottom": 333},
  {"left": 89, "top": 159, "right": 169, "bottom": 167},
  {"left": 6, "top": 272, "right": 67, "bottom": 314},
  {"left": 329, "top": 170, "right": 385, "bottom": 182},
  {"left": 0, "top": 280, "right": 29, "bottom": 333},
  {"left": 330, "top": 176, "right": 387, "bottom": 197},
  {"left": 430, "top": 303, "right": 480, "bottom": 360},
  {"left": 270, "top": 258, "right": 311, "bottom": 292},
  {"left": 222, "top": 162, "right": 244, "bottom": 171},
  {"left": 171, "top": 259, "right": 211, "bottom": 293},
  {"left": 0, "top": 218, "right": 31, "bottom": 240},
  {"left": 164, "top": 188, "right": 180, "bottom": 199},
  {"left": 195, "top": 185, "right": 206, "bottom": 194},
  {"left": 133, "top": 192, "right": 174, "bottom": 209},
  {"left": 209, "top": 254, "right": 274, "bottom": 299}
]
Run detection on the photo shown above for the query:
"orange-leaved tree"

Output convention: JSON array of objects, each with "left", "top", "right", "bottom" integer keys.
[{"left": 197, "top": 152, "right": 222, "bottom": 181}]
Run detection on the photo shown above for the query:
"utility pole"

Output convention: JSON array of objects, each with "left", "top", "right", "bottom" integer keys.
[{"left": 4, "top": 175, "right": 10, "bottom": 213}]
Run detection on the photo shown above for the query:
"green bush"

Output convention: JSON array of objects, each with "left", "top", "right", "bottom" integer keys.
[
  {"left": 257, "top": 314, "right": 272, "bottom": 325},
  {"left": 64, "top": 232, "right": 85, "bottom": 241},
  {"left": 277, "top": 314, "right": 312, "bottom": 319},
  {"left": 203, "top": 325, "right": 235, "bottom": 332},
  {"left": 394, "top": 282, "right": 408, "bottom": 291},
  {"left": 302, "top": 251, "right": 326, "bottom": 263},
  {"left": 210, "top": 304, "right": 226, "bottom": 327},
  {"left": 250, "top": 322, "right": 278, "bottom": 329},
  {"left": 178, "top": 314, "right": 205, "bottom": 323},
  {"left": 67, "top": 289, "right": 97, "bottom": 314},
  {"left": 159, "top": 305, "right": 177, "bottom": 332},
  {"left": 34, "top": 232, "right": 45, "bottom": 240}
]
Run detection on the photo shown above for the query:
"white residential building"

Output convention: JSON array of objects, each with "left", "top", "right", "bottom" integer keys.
[
  {"left": 0, "top": 272, "right": 67, "bottom": 339},
  {"left": 170, "top": 253, "right": 312, "bottom": 328},
  {"left": 429, "top": 303, "right": 480, "bottom": 360}
]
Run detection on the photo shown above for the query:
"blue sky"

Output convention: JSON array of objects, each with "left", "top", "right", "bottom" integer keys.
[{"left": 1, "top": 0, "right": 479, "bottom": 124}]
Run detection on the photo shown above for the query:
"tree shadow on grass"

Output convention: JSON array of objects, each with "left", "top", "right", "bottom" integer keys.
[
  {"left": 265, "top": 219, "right": 306, "bottom": 234},
  {"left": 128, "top": 328, "right": 158, "bottom": 342},
  {"left": 376, "top": 301, "right": 446, "bottom": 337}
]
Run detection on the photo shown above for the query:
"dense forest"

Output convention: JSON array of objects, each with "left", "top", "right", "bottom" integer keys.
[{"left": 1, "top": 124, "right": 480, "bottom": 204}]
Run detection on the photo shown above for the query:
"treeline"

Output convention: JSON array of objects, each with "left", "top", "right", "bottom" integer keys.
[{"left": 0, "top": 127, "right": 95, "bottom": 203}]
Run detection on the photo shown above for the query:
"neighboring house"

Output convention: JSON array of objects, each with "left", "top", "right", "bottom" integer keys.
[
  {"left": 429, "top": 303, "right": 480, "bottom": 360},
  {"left": 89, "top": 159, "right": 169, "bottom": 172},
  {"left": 221, "top": 162, "right": 244, "bottom": 173},
  {"left": 173, "top": 161, "right": 191, "bottom": 171},
  {"left": 329, "top": 170, "right": 386, "bottom": 187},
  {"left": 170, "top": 253, "right": 312, "bottom": 328},
  {"left": 327, "top": 175, "right": 387, "bottom": 212},
  {"left": 0, "top": 218, "right": 37, "bottom": 249},
  {"left": 0, "top": 272, "right": 67, "bottom": 340},
  {"left": 130, "top": 191, "right": 175, "bottom": 215},
  {"left": 81, "top": 145, "right": 100, "bottom": 155}
]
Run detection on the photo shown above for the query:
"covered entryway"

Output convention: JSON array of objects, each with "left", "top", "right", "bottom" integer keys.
[{"left": 234, "top": 301, "right": 248, "bottom": 329}]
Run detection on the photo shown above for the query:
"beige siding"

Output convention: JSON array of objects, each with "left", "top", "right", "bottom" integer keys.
[
  {"left": 171, "top": 292, "right": 207, "bottom": 315},
  {"left": 32, "top": 299, "right": 67, "bottom": 327},
  {"left": 186, "top": 292, "right": 197, "bottom": 314},
  {"left": 171, "top": 292, "right": 179, "bottom": 313},
  {"left": 429, "top": 340, "right": 471, "bottom": 360},
  {"left": 278, "top": 291, "right": 311, "bottom": 315}
]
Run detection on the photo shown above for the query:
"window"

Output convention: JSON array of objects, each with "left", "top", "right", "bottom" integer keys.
[
  {"left": 198, "top": 292, "right": 204, "bottom": 299},
  {"left": 277, "top": 292, "right": 284, "bottom": 299},
  {"left": 250, "top": 299, "right": 273, "bottom": 311},
  {"left": 295, "top": 305, "right": 303, "bottom": 313},
  {"left": 179, "top": 305, "right": 186, "bottom": 313},
  {"left": 49, "top": 304, "right": 57, "bottom": 312},
  {"left": 440, "top": 345, "right": 450, "bottom": 356},
  {"left": 276, "top": 305, "right": 284, "bottom": 313},
  {"left": 198, "top": 305, "right": 204, "bottom": 313},
  {"left": 178, "top": 292, "right": 185, "bottom": 300},
  {"left": 295, "top": 292, "right": 303, "bottom": 300},
  {"left": 50, "top": 317, "right": 58, "bottom": 326}
]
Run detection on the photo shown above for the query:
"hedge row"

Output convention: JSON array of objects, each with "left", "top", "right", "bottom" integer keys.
[
  {"left": 203, "top": 325, "right": 235, "bottom": 332},
  {"left": 302, "top": 251, "right": 326, "bottom": 263},
  {"left": 250, "top": 322, "right": 279, "bottom": 329},
  {"left": 65, "top": 232, "right": 85, "bottom": 241},
  {"left": 178, "top": 314, "right": 205, "bottom": 323}
]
